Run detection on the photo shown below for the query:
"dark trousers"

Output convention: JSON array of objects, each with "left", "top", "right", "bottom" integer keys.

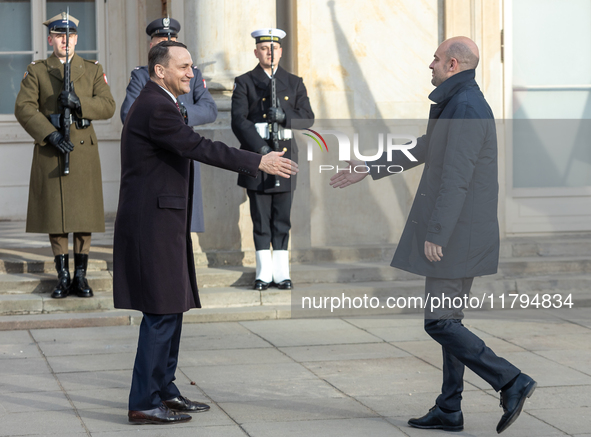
[
  {"left": 129, "top": 313, "right": 183, "bottom": 410},
  {"left": 247, "top": 190, "right": 292, "bottom": 251},
  {"left": 424, "top": 277, "right": 521, "bottom": 411}
]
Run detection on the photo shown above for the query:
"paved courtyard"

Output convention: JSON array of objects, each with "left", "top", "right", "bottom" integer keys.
[{"left": 0, "top": 308, "right": 589, "bottom": 436}]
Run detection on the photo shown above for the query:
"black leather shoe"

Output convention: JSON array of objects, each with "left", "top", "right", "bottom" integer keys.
[
  {"left": 70, "top": 253, "right": 93, "bottom": 298},
  {"left": 497, "top": 373, "right": 537, "bottom": 434},
  {"left": 128, "top": 404, "right": 191, "bottom": 424},
  {"left": 408, "top": 405, "right": 464, "bottom": 432},
  {"left": 254, "top": 279, "right": 270, "bottom": 291},
  {"left": 163, "top": 395, "right": 210, "bottom": 413},
  {"left": 276, "top": 279, "right": 292, "bottom": 290},
  {"left": 50, "top": 254, "right": 70, "bottom": 299}
]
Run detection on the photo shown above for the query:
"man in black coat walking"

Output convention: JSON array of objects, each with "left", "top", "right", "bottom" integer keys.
[
  {"left": 114, "top": 41, "right": 297, "bottom": 425},
  {"left": 232, "top": 28, "right": 314, "bottom": 291},
  {"left": 330, "top": 37, "right": 536, "bottom": 434}
]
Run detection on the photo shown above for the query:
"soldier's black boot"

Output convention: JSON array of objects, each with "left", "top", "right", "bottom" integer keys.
[
  {"left": 50, "top": 254, "right": 70, "bottom": 299},
  {"left": 71, "top": 253, "right": 94, "bottom": 298}
]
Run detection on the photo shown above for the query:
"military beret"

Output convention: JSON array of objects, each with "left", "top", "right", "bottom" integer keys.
[
  {"left": 146, "top": 17, "right": 181, "bottom": 38},
  {"left": 251, "top": 28, "right": 286, "bottom": 44},
  {"left": 43, "top": 13, "right": 79, "bottom": 33}
]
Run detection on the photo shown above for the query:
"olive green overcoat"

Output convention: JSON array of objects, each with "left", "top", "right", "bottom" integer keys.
[{"left": 15, "top": 53, "right": 115, "bottom": 234}]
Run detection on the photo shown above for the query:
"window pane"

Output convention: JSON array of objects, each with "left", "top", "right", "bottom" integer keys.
[
  {"left": 0, "top": 0, "right": 32, "bottom": 51},
  {"left": 513, "top": 90, "right": 591, "bottom": 120},
  {"left": 513, "top": 0, "right": 591, "bottom": 87},
  {"left": 0, "top": 54, "right": 32, "bottom": 114},
  {"left": 512, "top": 0, "right": 591, "bottom": 188},
  {"left": 513, "top": 119, "right": 591, "bottom": 188},
  {"left": 76, "top": 51, "right": 98, "bottom": 61},
  {"left": 47, "top": 0, "right": 96, "bottom": 52}
]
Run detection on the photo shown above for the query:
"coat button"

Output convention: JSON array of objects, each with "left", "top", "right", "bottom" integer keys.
[
  {"left": 263, "top": 114, "right": 266, "bottom": 118},
  {"left": 262, "top": 98, "right": 266, "bottom": 101},
  {"left": 435, "top": 224, "right": 441, "bottom": 231},
  {"left": 80, "top": 140, "right": 84, "bottom": 144},
  {"left": 284, "top": 96, "right": 289, "bottom": 100}
]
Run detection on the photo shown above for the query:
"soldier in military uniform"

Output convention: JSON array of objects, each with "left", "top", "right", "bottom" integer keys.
[
  {"left": 14, "top": 14, "right": 116, "bottom": 299},
  {"left": 231, "top": 28, "right": 314, "bottom": 290},
  {"left": 120, "top": 17, "right": 217, "bottom": 233}
]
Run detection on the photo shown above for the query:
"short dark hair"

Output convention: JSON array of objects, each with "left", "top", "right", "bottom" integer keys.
[{"left": 148, "top": 40, "right": 188, "bottom": 79}]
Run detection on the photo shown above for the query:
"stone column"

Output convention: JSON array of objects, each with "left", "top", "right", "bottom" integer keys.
[
  {"left": 183, "top": 0, "right": 277, "bottom": 91},
  {"left": 180, "top": 0, "right": 279, "bottom": 258}
]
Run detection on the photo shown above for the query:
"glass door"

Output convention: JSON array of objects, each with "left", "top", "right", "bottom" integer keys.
[{"left": 506, "top": 0, "right": 591, "bottom": 233}]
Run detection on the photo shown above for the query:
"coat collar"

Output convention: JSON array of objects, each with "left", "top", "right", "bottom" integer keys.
[
  {"left": 47, "top": 52, "right": 86, "bottom": 83},
  {"left": 428, "top": 69, "right": 477, "bottom": 104},
  {"left": 251, "top": 63, "right": 289, "bottom": 91},
  {"left": 145, "top": 80, "right": 176, "bottom": 103}
]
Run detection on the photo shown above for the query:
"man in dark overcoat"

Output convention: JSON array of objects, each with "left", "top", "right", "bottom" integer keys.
[
  {"left": 114, "top": 41, "right": 297, "bottom": 425},
  {"left": 232, "top": 28, "right": 314, "bottom": 291},
  {"left": 120, "top": 17, "right": 217, "bottom": 234},
  {"left": 330, "top": 37, "right": 536, "bottom": 434},
  {"left": 14, "top": 14, "right": 116, "bottom": 299}
]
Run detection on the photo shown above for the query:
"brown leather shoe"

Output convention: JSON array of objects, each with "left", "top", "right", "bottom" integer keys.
[
  {"left": 164, "top": 395, "right": 210, "bottom": 412},
  {"left": 128, "top": 404, "right": 192, "bottom": 424}
]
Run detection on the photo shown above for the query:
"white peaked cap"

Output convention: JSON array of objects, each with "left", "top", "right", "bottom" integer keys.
[{"left": 251, "top": 28, "right": 287, "bottom": 43}]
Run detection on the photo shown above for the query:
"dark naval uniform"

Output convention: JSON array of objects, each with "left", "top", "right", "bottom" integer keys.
[
  {"left": 232, "top": 64, "right": 314, "bottom": 251},
  {"left": 232, "top": 62, "right": 314, "bottom": 289},
  {"left": 120, "top": 65, "right": 216, "bottom": 233}
]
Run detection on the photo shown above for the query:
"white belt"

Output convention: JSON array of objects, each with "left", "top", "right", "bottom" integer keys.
[{"left": 255, "top": 123, "right": 292, "bottom": 140}]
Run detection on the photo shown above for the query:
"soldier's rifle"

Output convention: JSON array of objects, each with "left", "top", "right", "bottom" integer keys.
[
  {"left": 270, "top": 41, "right": 281, "bottom": 188},
  {"left": 62, "top": 9, "right": 71, "bottom": 175}
]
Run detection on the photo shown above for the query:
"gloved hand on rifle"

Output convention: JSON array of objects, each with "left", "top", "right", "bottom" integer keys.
[
  {"left": 59, "top": 83, "right": 81, "bottom": 112},
  {"left": 267, "top": 106, "right": 286, "bottom": 125},
  {"left": 45, "top": 131, "right": 75, "bottom": 154}
]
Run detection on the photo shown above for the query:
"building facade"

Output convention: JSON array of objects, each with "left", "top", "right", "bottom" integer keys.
[{"left": 1, "top": 0, "right": 589, "bottom": 257}]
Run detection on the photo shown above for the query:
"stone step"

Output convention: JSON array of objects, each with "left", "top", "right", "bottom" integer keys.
[
  {"left": 197, "top": 237, "right": 591, "bottom": 267},
  {"left": 2, "top": 255, "right": 591, "bottom": 296},
  {"left": 186, "top": 256, "right": 591, "bottom": 287},
  {"left": 501, "top": 235, "right": 591, "bottom": 258},
  {"left": 194, "top": 261, "right": 420, "bottom": 288},
  {"left": 195, "top": 245, "right": 397, "bottom": 267},
  {"left": 0, "top": 306, "right": 292, "bottom": 331},
  {"left": 3, "top": 234, "right": 591, "bottom": 273},
  {"left": 0, "top": 255, "right": 107, "bottom": 274},
  {"left": 0, "top": 271, "right": 113, "bottom": 294},
  {"left": 497, "top": 256, "right": 591, "bottom": 277},
  {"left": 1, "top": 274, "right": 589, "bottom": 317}
]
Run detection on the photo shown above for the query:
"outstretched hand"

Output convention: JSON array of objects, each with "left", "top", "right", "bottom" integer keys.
[
  {"left": 259, "top": 151, "right": 298, "bottom": 178},
  {"left": 329, "top": 160, "right": 368, "bottom": 188}
]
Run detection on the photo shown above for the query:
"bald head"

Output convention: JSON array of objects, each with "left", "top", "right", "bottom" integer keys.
[
  {"left": 443, "top": 36, "right": 479, "bottom": 70},
  {"left": 429, "top": 36, "right": 479, "bottom": 86}
]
